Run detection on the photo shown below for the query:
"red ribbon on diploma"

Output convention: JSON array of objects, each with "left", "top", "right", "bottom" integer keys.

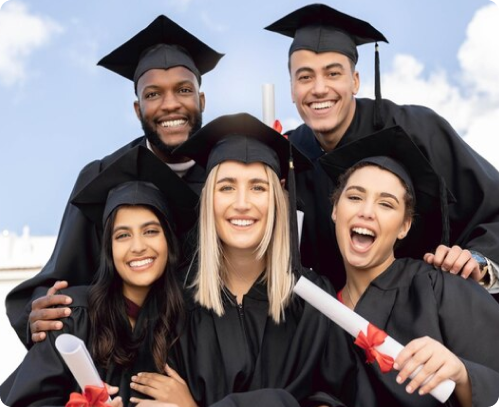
[
  {"left": 273, "top": 119, "right": 283, "bottom": 135},
  {"left": 354, "top": 323, "right": 394, "bottom": 373},
  {"left": 66, "top": 385, "right": 110, "bottom": 407}
]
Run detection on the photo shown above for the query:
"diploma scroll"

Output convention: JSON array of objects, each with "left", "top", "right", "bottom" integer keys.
[
  {"left": 55, "top": 333, "right": 109, "bottom": 400},
  {"left": 293, "top": 276, "right": 456, "bottom": 403}
]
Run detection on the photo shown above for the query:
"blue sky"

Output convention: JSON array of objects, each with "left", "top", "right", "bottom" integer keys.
[{"left": 1, "top": 0, "right": 498, "bottom": 236}]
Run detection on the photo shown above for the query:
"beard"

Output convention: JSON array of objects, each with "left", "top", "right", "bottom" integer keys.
[{"left": 139, "top": 111, "right": 203, "bottom": 157}]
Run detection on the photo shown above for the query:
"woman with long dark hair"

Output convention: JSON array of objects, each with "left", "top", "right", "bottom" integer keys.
[{"left": 0, "top": 146, "right": 198, "bottom": 407}]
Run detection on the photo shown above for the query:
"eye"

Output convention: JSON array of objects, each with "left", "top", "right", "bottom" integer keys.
[
  {"left": 328, "top": 71, "right": 340, "bottom": 78},
  {"left": 379, "top": 201, "right": 396, "bottom": 209},
  {"left": 144, "top": 91, "right": 160, "bottom": 99},
  {"left": 346, "top": 194, "right": 362, "bottom": 202},
  {"left": 178, "top": 87, "right": 193, "bottom": 94},
  {"left": 144, "top": 228, "right": 161, "bottom": 236},
  {"left": 114, "top": 232, "right": 130, "bottom": 241},
  {"left": 252, "top": 184, "right": 268, "bottom": 192},
  {"left": 298, "top": 74, "right": 312, "bottom": 82},
  {"left": 218, "top": 184, "right": 235, "bottom": 192}
]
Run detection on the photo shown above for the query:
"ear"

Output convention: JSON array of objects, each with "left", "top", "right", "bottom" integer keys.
[
  {"left": 331, "top": 204, "right": 337, "bottom": 223},
  {"left": 352, "top": 71, "right": 360, "bottom": 96},
  {"left": 133, "top": 100, "right": 141, "bottom": 120},
  {"left": 397, "top": 218, "right": 412, "bottom": 240},
  {"left": 199, "top": 92, "right": 206, "bottom": 112},
  {"left": 280, "top": 178, "right": 286, "bottom": 188}
]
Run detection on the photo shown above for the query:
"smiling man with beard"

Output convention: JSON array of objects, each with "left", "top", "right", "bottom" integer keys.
[{"left": 6, "top": 14, "right": 223, "bottom": 346}]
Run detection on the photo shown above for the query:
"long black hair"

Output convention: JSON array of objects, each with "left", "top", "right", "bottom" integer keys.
[{"left": 88, "top": 204, "right": 184, "bottom": 372}]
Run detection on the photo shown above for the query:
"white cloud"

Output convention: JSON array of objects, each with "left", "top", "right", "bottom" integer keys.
[
  {"left": 359, "top": 4, "right": 499, "bottom": 170},
  {"left": 0, "top": 0, "right": 11, "bottom": 10},
  {"left": 0, "top": 2, "right": 62, "bottom": 86}
]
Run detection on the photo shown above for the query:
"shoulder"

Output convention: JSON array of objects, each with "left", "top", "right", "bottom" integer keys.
[{"left": 57, "top": 285, "right": 89, "bottom": 309}]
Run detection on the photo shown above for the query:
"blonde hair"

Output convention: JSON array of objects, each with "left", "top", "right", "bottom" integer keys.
[{"left": 193, "top": 163, "right": 294, "bottom": 323}]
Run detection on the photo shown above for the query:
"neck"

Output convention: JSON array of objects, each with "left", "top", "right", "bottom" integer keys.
[{"left": 223, "top": 247, "right": 265, "bottom": 303}]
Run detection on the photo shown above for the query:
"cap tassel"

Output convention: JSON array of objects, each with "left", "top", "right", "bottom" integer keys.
[
  {"left": 439, "top": 175, "right": 450, "bottom": 246},
  {"left": 374, "top": 43, "right": 384, "bottom": 130},
  {"left": 288, "top": 142, "right": 303, "bottom": 277}
]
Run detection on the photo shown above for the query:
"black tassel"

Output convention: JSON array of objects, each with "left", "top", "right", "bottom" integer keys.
[
  {"left": 288, "top": 142, "right": 302, "bottom": 277},
  {"left": 439, "top": 175, "right": 450, "bottom": 246},
  {"left": 374, "top": 43, "right": 384, "bottom": 130}
]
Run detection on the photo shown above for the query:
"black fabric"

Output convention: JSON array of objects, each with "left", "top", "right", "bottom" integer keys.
[
  {"left": 6, "top": 136, "right": 206, "bottom": 347},
  {"left": 352, "top": 258, "right": 499, "bottom": 406},
  {"left": 177, "top": 267, "right": 373, "bottom": 407},
  {"left": 0, "top": 286, "right": 170, "bottom": 407},
  {"left": 290, "top": 98, "right": 499, "bottom": 297}
]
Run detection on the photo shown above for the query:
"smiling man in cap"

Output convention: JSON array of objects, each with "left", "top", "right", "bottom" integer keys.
[
  {"left": 6, "top": 15, "right": 223, "bottom": 346},
  {"left": 265, "top": 3, "right": 499, "bottom": 296}
]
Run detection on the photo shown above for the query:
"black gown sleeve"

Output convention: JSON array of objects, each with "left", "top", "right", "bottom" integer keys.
[{"left": 0, "top": 295, "right": 91, "bottom": 407}]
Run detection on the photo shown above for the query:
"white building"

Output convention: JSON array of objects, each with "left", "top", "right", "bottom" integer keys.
[{"left": 0, "top": 227, "right": 56, "bottom": 405}]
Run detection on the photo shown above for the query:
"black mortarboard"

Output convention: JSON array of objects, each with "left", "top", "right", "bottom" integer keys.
[
  {"left": 173, "top": 113, "right": 311, "bottom": 179},
  {"left": 97, "top": 15, "right": 224, "bottom": 86},
  {"left": 265, "top": 3, "right": 388, "bottom": 129},
  {"left": 71, "top": 145, "right": 199, "bottom": 234},
  {"left": 320, "top": 125, "right": 456, "bottom": 247}
]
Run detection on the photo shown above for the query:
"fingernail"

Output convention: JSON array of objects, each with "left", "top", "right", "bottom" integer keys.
[
  {"left": 419, "top": 388, "right": 426, "bottom": 395},
  {"left": 55, "top": 322, "right": 63, "bottom": 329},
  {"left": 406, "top": 385, "right": 413, "bottom": 393},
  {"left": 64, "top": 308, "right": 71, "bottom": 316},
  {"left": 441, "top": 267, "right": 448, "bottom": 272},
  {"left": 393, "top": 362, "right": 399, "bottom": 370},
  {"left": 65, "top": 298, "right": 72, "bottom": 304},
  {"left": 396, "top": 375, "right": 402, "bottom": 384}
]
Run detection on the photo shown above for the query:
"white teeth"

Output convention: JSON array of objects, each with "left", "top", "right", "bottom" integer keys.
[
  {"left": 352, "top": 227, "right": 375, "bottom": 237},
  {"left": 160, "top": 119, "right": 186, "bottom": 128},
  {"left": 129, "top": 258, "right": 153, "bottom": 267},
  {"left": 311, "top": 101, "right": 333, "bottom": 110},
  {"left": 230, "top": 219, "right": 255, "bottom": 227}
]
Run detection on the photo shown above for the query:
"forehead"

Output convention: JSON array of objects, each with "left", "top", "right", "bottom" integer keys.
[
  {"left": 290, "top": 49, "right": 352, "bottom": 72},
  {"left": 346, "top": 166, "right": 406, "bottom": 194},
  {"left": 136, "top": 66, "right": 199, "bottom": 91},
  {"left": 216, "top": 160, "right": 269, "bottom": 180},
  {"left": 114, "top": 205, "right": 159, "bottom": 225}
]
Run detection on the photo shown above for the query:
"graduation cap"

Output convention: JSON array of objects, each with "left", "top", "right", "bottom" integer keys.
[
  {"left": 174, "top": 112, "right": 312, "bottom": 276},
  {"left": 173, "top": 112, "right": 311, "bottom": 179},
  {"left": 320, "top": 125, "right": 456, "bottom": 248},
  {"left": 71, "top": 145, "right": 199, "bottom": 234},
  {"left": 97, "top": 15, "right": 224, "bottom": 86},
  {"left": 265, "top": 3, "right": 388, "bottom": 129}
]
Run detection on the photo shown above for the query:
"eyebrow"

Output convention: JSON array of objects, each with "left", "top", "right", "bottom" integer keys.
[
  {"left": 113, "top": 220, "right": 162, "bottom": 233},
  {"left": 294, "top": 62, "right": 345, "bottom": 77},
  {"left": 216, "top": 177, "right": 269, "bottom": 185},
  {"left": 345, "top": 185, "right": 400, "bottom": 204}
]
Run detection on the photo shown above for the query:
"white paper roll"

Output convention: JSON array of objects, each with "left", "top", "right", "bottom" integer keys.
[
  {"left": 293, "top": 276, "right": 456, "bottom": 403},
  {"left": 55, "top": 333, "right": 105, "bottom": 392},
  {"left": 262, "top": 83, "right": 275, "bottom": 127}
]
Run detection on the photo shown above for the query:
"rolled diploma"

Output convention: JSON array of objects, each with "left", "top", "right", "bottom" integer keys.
[
  {"left": 293, "top": 276, "right": 456, "bottom": 403},
  {"left": 55, "top": 333, "right": 108, "bottom": 396},
  {"left": 262, "top": 83, "right": 275, "bottom": 127}
]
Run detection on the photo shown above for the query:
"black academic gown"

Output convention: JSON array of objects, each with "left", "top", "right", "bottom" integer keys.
[
  {"left": 177, "top": 267, "right": 373, "bottom": 407},
  {"left": 290, "top": 98, "right": 499, "bottom": 293},
  {"left": 5, "top": 136, "right": 206, "bottom": 346},
  {"left": 352, "top": 258, "right": 499, "bottom": 407},
  {"left": 0, "top": 286, "right": 166, "bottom": 407}
]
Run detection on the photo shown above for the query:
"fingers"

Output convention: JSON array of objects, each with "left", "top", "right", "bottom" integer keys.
[
  {"left": 425, "top": 245, "right": 479, "bottom": 278},
  {"left": 164, "top": 364, "right": 186, "bottom": 385},
  {"left": 105, "top": 383, "right": 120, "bottom": 396},
  {"left": 108, "top": 396, "right": 123, "bottom": 407},
  {"left": 32, "top": 293, "right": 72, "bottom": 312},
  {"left": 46, "top": 280, "right": 69, "bottom": 296}
]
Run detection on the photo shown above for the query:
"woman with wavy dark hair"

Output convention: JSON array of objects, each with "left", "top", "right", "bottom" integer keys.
[{"left": 0, "top": 146, "right": 198, "bottom": 407}]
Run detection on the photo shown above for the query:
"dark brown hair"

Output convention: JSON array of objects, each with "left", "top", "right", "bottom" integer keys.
[{"left": 88, "top": 204, "right": 183, "bottom": 372}]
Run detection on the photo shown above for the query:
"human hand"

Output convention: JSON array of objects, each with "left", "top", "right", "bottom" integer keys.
[
  {"left": 135, "top": 401, "right": 179, "bottom": 407},
  {"left": 130, "top": 364, "right": 197, "bottom": 407},
  {"left": 424, "top": 245, "right": 481, "bottom": 280},
  {"left": 29, "top": 280, "right": 72, "bottom": 343},
  {"left": 393, "top": 336, "right": 469, "bottom": 396}
]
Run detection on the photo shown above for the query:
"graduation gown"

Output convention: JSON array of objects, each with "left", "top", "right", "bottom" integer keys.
[
  {"left": 0, "top": 286, "right": 167, "bottom": 407},
  {"left": 290, "top": 98, "right": 499, "bottom": 292},
  {"left": 5, "top": 136, "right": 206, "bottom": 346},
  {"left": 352, "top": 258, "right": 499, "bottom": 407},
  {"left": 177, "top": 268, "right": 373, "bottom": 407}
]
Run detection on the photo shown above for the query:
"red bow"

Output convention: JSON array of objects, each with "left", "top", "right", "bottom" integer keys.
[
  {"left": 66, "top": 385, "right": 110, "bottom": 407},
  {"left": 354, "top": 323, "right": 394, "bottom": 373},
  {"left": 273, "top": 119, "right": 283, "bottom": 135}
]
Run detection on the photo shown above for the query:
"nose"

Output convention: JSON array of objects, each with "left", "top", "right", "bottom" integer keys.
[
  {"left": 311, "top": 76, "right": 329, "bottom": 97},
  {"left": 160, "top": 91, "right": 182, "bottom": 111},
  {"left": 233, "top": 189, "right": 251, "bottom": 211},
  {"left": 358, "top": 200, "right": 375, "bottom": 220},
  {"left": 130, "top": 235, "right": 147, "bottom": 254}
]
